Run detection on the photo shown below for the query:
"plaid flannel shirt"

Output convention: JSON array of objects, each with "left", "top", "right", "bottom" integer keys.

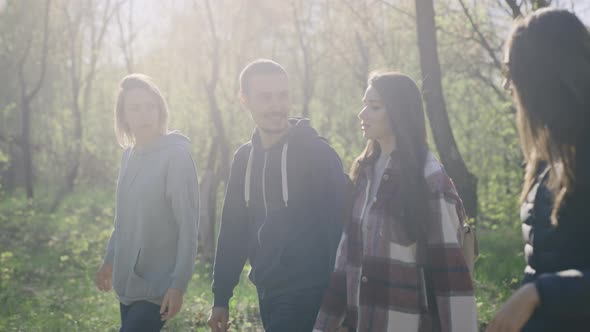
[{"left": 314, "top": 152, "right": 477, "bottom": 332}]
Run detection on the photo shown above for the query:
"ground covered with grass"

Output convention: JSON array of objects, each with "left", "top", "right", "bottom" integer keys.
[{"left": 0, "top": 191, "right": 523, "bottom": 331}]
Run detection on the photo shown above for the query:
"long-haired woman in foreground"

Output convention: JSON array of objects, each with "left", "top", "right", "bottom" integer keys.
[
  {"left": 314, "top": 72, "right": 477, "bottom": 332},
  {"left": 487, "top": 8, "right": 590, "bottom": 332}
]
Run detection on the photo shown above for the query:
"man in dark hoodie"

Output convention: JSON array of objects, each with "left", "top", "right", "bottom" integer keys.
[{"left": 207, "top": 59, "right": 348, "bottom": 332}]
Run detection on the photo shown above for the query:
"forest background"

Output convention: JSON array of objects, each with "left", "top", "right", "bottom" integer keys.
[{"left": 1, "top": 0, "right": 589, "bottom": 330}]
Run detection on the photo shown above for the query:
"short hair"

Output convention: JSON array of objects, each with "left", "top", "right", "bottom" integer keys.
[
  {"left": 239, "top": 59, "right": 288, "bottom": 95},
  {"left": 114, "top": 73, "right": 169, "bottom": 147}
]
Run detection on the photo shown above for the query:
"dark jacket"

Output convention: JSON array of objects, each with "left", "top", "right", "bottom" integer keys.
[
  {"left": 520, "top": 161, "right": 590, "bottom": 331},
  {"left": 212, "top": 118, "right": 348, "bottom": 307}
]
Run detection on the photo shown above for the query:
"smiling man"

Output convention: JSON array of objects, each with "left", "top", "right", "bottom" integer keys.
[{"left": 207, "top": 59, "right": 348, "bottom": 332}]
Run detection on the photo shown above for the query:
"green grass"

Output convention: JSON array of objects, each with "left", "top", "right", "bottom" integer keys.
[
  {"left": 473, "top": 227, "right": 524, "bottom": 330},
  {"left": 0, "top": 190, "right": 525, "bottom": 331},
  {"left": 0, "top": 192, "right": 260, "bottom": 331}
]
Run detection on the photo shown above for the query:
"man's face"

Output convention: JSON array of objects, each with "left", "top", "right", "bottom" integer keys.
[{"left": 241, "top": 73, "right": 290, "bottom": 134}]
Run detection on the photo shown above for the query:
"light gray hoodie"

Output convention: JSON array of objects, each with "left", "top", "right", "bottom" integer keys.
[{"left": 104, "top": 131, "right": 199, "bottom": 305}]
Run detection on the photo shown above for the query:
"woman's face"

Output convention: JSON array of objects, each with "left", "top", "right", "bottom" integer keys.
[
  {"left": 358, "top": 85, "right": 394, "bottom": 140},
  {"left": 123, "top": 88, "right": 161, "bottom": 143}
]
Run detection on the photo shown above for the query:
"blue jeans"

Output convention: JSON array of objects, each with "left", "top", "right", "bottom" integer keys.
[
  {"left": 258, "top": 287, "right": 325, "bottom": 332},
  {"left": 119, "top": 301, "right": 166, "bottom": 332}
]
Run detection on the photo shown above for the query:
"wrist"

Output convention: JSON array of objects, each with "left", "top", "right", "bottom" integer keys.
[
  {"left": 524, "top": 283, "right": 540, "bottom": 308},
  {"left": 213, "top": 294, "right": 231, "bottom": 308},
  {"left": 168, "top": 287, "right": 184, "bottom": 295}
]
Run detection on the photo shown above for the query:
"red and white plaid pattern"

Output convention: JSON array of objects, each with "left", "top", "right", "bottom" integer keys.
[{"left": 314, "top": 152, "right": 477, "bottom": 332}]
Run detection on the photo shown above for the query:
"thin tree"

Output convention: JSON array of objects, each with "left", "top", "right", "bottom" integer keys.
[
  {"left": 290, "top": 0, "right": 314, "bottom": 118},
  {"left": 51, "top": 0, "right": 123, "bottom": 210},
  {"left": 15, "top": 0, "right": 52, "bottom": 199},
  {"left": 116, "top": 0, "right": 135, "bottom": 74},
  {"left": 415, "top": 0, "right": 478, "bottom": 219},
  {"left": 197, "top": 0, "right": 230, "bottom": 263}
]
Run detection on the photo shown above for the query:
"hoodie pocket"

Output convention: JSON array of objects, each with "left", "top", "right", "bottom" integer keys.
[
  {"left": 124, "top": 249, "right": 153, "bottom": 299},
  {"left": 250, "top": 256, "right": 285, "bottom": 289},
  {"left": 251, "top": 225, "right": 324, "bottom": 290}
]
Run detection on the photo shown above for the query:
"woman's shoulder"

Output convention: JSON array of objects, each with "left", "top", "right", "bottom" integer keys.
[
  {"left": 423, "top": 151, "right": 444, "bottom": 178},
  {"left": 164, "top": 144, "right": 197, "bottom": 171},
  {"left": 423, "top": 151, "right": 453, "bottom": 194}
]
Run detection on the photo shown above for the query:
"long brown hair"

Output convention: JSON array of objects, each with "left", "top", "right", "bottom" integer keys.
[
  {"left": 506, "top": 8, "right": 590, "bottom": 224},
  {"left": 350, "top": 72, "right": 430, "bottom": 241}
]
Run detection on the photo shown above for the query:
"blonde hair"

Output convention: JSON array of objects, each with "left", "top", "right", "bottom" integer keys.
[{"left": 114, "top": 73, "right": 169, "bottom": 147}]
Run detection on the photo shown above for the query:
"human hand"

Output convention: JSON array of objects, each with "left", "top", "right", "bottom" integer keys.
[
  {"left": 485, "top": 283, "right": 540, "bottom": 332},
  {"left": 208, "top": 306, "right": 231, "bottom": 332},
  {"left": 95, "top": 263, "right": 113, "bottom": 291},
  {"left": 160, "top": 288, "right": 184, "bottom": 321}
]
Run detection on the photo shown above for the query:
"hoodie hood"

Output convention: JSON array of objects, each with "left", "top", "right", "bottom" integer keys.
[
  {"left": 244, "top": 117, "right": 322, "bottom": 209},
  {"left": 249, "top": 117, "right": 319, "bottom": 151},
  {"left": 134, "top": 130, "right": 190, "bottom": 155}
]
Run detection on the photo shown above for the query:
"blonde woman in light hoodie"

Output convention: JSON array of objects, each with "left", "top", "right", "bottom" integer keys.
[{"left": 95, "top": 74, "right": 199, "bottom": 332}]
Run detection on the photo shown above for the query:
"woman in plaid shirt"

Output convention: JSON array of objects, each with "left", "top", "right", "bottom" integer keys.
[{"left": 314, "top": 72, "right": 477, "bottom": 332}]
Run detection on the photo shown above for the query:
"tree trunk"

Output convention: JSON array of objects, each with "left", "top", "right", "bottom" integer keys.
[
  {"left": 1, "top": 143, "right": 19, "bottom": 193},
  {"left": 51, "top": 0, "right": 119, "bottom": 211},
  {"left": 198, "top": 168, "right": 216, "bottom": 263},
  {"left": 198, "top": 0, "right": 231, "bottom": 263},
  {"left": 116, "top": 0, "right": 135, "bottom": 74},
  {"left": 65, "top": 100, "right": 82, "bottom": 194},
  {"left": 21, "top": 93, "right": 34, "bottom": 199},
  {"left": 292, "top": 1, "right": 314, "bottom": 118},
  {"left": 15, "top": 0, "right": 51, "bottom": 200},
  {"left": 415, "top": 0, "right": 478, "bottom": 219},
  {"left": 199, "top": 88, "right": 229, "bottom": 263}
]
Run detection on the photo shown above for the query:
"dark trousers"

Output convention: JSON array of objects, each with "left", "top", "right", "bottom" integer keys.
[
  {"left": 119, "top": 301, "right": 166, "bottom": 332},
  {"left": 258, "top": 287, "right": 325, "bottom": 332}
]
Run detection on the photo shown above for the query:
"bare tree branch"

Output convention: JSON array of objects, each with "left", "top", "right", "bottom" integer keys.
[
  {"left": 341, "top": 0, "right": 388, "bottom": 59},
  {"left": 532, "top": 0, "right": 551, "bottom": 9},
  {"left": 472, "top": 69, "right": 508, "bottom": 102},
  {"left": 291, "top": 0, "right": 314, "bottom": 117},
  {"left": 16, "top": 35, "right": 33, "bottom": 91},
  {"left": 28, "top": 0, "right": 51, "bottom": 99},
  {"left": 458, "top": 0, "right": 503, "bottom": 70},
  {"left": 116, "top": 0, "right": 135, "bottom": 73},
  {"left": 374, "top": 0, "right": 415, "bottom": 19},
  {"left": 504, "top": 0, "right": 523, "bottom": 18}
]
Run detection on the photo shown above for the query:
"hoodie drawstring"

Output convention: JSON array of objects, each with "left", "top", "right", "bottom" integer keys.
[
  {"left": 281, "top": 143, "right": 289, "bottom": 207},
  {"left": 244, "top": 143, "right": 289, "bottom": 208},
  {"left": 244, "top": 147, "right": 254, "bottom": 207}
]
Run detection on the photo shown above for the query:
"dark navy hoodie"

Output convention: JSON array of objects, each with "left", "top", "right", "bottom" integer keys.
[
  {"left": 212, "top": 118, "right": 348, "bottom": 307},
  {"left": 520, "top": 156, "right": 590, "bottom": 331}
]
